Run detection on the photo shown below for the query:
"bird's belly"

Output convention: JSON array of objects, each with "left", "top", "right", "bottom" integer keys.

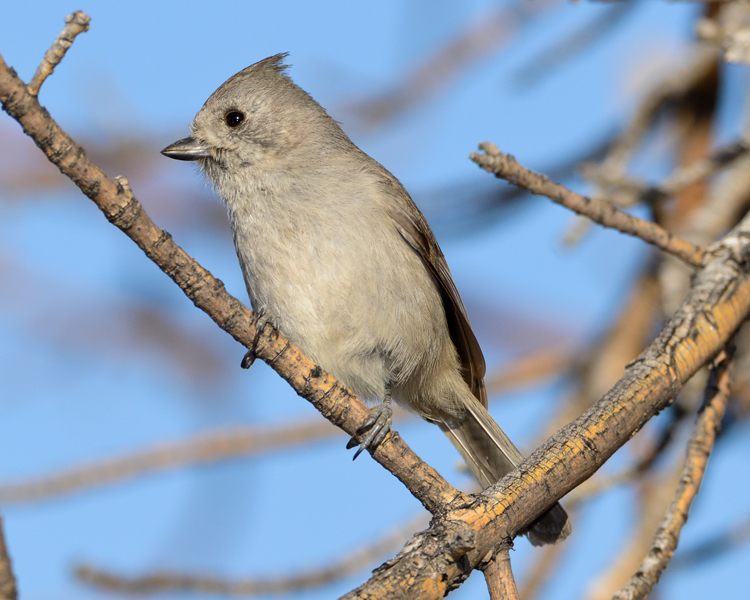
[{"left": 238, "top": 231, "right": 446, "bottom": 402}]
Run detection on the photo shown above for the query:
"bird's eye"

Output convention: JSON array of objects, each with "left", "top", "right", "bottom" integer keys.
[{"left": 224, "top": 111, "right": 245, "bottom": 128}]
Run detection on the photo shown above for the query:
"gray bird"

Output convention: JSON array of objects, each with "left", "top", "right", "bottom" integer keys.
[{"left": 162, "top": 54, "right": 570, "bottom": 546}]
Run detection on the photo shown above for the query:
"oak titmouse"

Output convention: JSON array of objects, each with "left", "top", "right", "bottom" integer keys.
[{"left": 162, "top": 54, "right": 570, "bottom": 545}]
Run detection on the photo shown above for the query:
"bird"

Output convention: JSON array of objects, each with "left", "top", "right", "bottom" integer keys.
[{"left": 162, "top": 54, "right": 570, "bottom": 546}]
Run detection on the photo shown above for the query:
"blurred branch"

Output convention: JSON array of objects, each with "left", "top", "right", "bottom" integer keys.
[
  {"left": 471, "top": 143, "right": 707, "bottom": 267},
  {"left": 597, "top": 44, "right": 720, "bottom": 176},
  {"left": 513, "top": 2, "right": 636, "bottom": 89},
  {"left": 485, "top": 345, "right": 577, "bottom": 394},
  {"left": 0, "top": 421, "right": 342, "bottom": 504},
  {"left": 613, "top": 346, "right": 734, "bottom": 600},
  {"left": 518, "top": 535, "right": 568, "bottom": 600},
  {"left": 580, "top": 139, "right": 750, "bottom": 210},
  {"left": 77, "top": 513, "right": 427, "bottom": 595},
  {"left": 27, "top": 11, "right": 89, "bottom": 96},
  {"left": 482, "top": 550, "right": 519, "bottom": 600},
  {"left": 0, "top": 516, "right": 17, "bottom": 600},
  {"left": 345, "top": 0, "right": 556, "bottom": 126},
  {"left": 583, "top": 465, "right": 684, "bottom": 600}
]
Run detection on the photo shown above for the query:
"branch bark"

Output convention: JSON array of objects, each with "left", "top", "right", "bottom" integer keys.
[
  {"left": 613, "top": 347, "right": 734, "bottom": 600},
  {"left": 483, "top": 550, "right": 519, "bottom": 600},
  {"left": 471, "top": 143, "right": 707, "bottom": 267}
]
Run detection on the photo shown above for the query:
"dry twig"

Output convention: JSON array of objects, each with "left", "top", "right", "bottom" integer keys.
[
  {"left": 581, "top": 139, "right": 749, "bottom": 209},
  {"left": 27, "top": 11, "right": 89, "bottom": 96},
  {"left": 346, "top": 0, "right": 555, "bottom": 126},
  {"left": 471, "top": 143, "right": 707, "bottom": 267}
]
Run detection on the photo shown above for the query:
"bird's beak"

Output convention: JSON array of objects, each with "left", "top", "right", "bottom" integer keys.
[{"left": 161, "top": 136, "right": 212, "bottom": 161}]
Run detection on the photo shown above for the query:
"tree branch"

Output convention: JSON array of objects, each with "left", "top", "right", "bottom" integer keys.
[
  {"left": 470, "top": 143, "right": 707, "bottom": 267},
  {"left": 342, "top": 220, "right": 750, "bottom": 598},
  {"left": 76, "top": 513, "right": 428, "bottom": 596},
  {"left": 0, "top": 421, "right": 341, "bottom": 504},
  {"left": 27, "top": 11, "right": 90, "bottom": 96},
  {"left": 483, "top": 550, "right": 519, "bottom": 600},
  {"left": 613, "top": 346, "right": 734, "bottom": 600}
]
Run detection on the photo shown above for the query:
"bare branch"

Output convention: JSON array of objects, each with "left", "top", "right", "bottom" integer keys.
[
  {"left": 483, "top": 550, "right": 519, "bottom": 600},
  {"left": 471, "top": 143, "right": 707, "bottom": 267},
  {"left": 343, "top": 217, "right": 750, "bottom": 598},
  {"left": 598, "top": 44, "right": 720, "bottom": 175},
  {"left": 613, "top": 347, "right": 734, "bottom": 600},
  {"left": 672, "top": 515, "right": 750, "bottom": 569},
  {"left": 513, "top": 2, "right": 636, "bottom": 89},
  {"left": 345, "top": 0, "right": 556, "bottom": 126},
  {"left": 518, "top": 537, "right": 567, "bottom": 600},
  {"left": 27, "top": 11, "right": 90, "bottom": 96}
]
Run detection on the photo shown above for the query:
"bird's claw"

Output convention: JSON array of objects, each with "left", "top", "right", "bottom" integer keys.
[
  {"left": 241, "top": 309, "right": 279, "bottom": 369},
  {"left": 347, "top": 399, "right": 393, "bottom": 460}
]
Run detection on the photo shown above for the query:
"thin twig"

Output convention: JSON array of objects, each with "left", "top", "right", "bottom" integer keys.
[
  {"left": 471, "top": 143, "right": 707, "bottom": 267},
  {"left": 583, "top": 467, "right": 683, "bottom": 600},
  {"left": 483, "top": 550, "right": 519, "bottom": 600},
  {"left": 0, "top": 515, "right": 17, "bottom": 600},
  {"left": 513, "top": 2, "right": 636, "bottom": 89},
  {"left": 76, "top": 513, "right": 427, "bottom": 596},
  {"left": 484, "top": 345, "right": 577, "bottom": 394},
  {"left": 613, "top": 347, "right": 734, "bottom": 600},
  {"left": 27, "top": 11, "right": 90, "bottom": 96}
]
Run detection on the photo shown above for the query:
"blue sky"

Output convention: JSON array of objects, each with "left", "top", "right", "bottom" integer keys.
[{"left": 2, "top": 2, "right": 749, "bottom": 600}]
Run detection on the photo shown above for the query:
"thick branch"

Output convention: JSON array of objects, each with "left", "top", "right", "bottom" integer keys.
[
  {"left": 0, "top": 53, "right": 463, "bottom": 517},
  {"left": 470, "top": 143, "right": 707, "bottom": 267},
  {"left": 342, "top": 227, "right": 750, "bottom": 598}
]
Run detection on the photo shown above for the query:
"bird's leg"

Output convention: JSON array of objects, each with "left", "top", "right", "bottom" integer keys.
[
  {"left": 347, "top": 383, "right": 393, "bottom": 460},
  {"left": 241, "top": 309, "right": 280, "bottom": 369}
]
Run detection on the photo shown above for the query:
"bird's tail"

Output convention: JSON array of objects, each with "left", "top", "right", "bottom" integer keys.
[{"left": 437, "top": 393, "right": 572, "bottom": 546}]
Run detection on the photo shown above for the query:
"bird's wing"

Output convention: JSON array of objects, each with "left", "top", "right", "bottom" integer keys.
[{"left": 383, "top": 192, "right": 487, "bottom": 407}]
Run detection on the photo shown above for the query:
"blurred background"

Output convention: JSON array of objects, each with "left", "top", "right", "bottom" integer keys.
[{"left": 1, "top": 1, "right": 750, "bottom": 599}]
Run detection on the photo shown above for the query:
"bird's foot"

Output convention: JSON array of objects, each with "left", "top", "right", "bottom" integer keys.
[
  {"left": 347, "top": 396, "right": 392, "bottom": 460},
  {"left": 241, "top": 309, "right": 280, "bottom": 369}
]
